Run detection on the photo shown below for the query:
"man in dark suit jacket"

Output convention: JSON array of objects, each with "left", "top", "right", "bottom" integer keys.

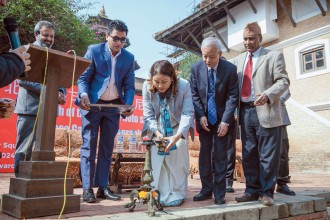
[
  {"left": 75, "top": 20, "right": 135, "bottom": 203},
  {"left": 231, "top": 22, "right": 289, "bottom": 206},
  {"left": 14, "top": 20, "right": 66, "bottom": 177},
  {"left": 190, "top": 37, "right": 239, "bottom": 205}
]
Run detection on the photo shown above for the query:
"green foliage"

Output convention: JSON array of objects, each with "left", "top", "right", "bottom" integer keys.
[
  {"left": 178, "top": 53, "right": 201, "bottom": 80},
  {"left": 0, "top": 0, "right": 98, "bottom": 56}
]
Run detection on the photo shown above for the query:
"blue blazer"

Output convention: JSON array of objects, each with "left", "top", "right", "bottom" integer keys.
[{"left": 75, "top": 42, "right": 135, "bottom": 114}]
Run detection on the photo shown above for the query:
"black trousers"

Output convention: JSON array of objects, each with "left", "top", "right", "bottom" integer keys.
[
  {"left": 199, "top": 123, "right": 228, "bottom": 199},
  {"left": 226, "top": 118, "right": 237, "bottom": 187},
  {"left": 277, "top": 126, "right": 290, "bottom": 185},
  {"left": 240, "top": 106, "right": 281, "bottom": 197}
]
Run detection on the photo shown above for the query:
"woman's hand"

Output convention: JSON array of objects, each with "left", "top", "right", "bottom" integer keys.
[
  {"left": 164, "top": 134, "right": 182, "bottom": 152},
  {"left": 154, "top": 130, "right": 163, "bottom": 141}
]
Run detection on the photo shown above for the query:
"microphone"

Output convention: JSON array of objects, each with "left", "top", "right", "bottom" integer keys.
[
  {"left": 3, "top": 17, "right": 27, "bottom": 78},
  {"left": 3, "top": 17, "right": 21, "bottom": 49}
]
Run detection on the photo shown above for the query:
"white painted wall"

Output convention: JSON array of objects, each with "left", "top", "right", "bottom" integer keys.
[{"left": 227, "top": 0, "right": 279, "bottom": 51}]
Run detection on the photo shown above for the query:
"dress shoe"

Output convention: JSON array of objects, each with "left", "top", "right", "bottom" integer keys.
[
  {"left": 226, "top": 186, "right": 235, "bottom": 193},
  {"left": 260, "top": 195, "right": 273, "bottom": 206},
  {"left": 83, "top": 188, "right": 96, "bottom": 203},
  {"left": 235, "top": 193, "right": 259, "bottom": 202},
  {"left": 96, "top": 187, "right": 121, "bottom": 200},
  {"left": 284, "top": 176, "right": 291, "bottom": 183},
  {"left": 193, "top": 192, "right": 212, "bottom": 201},
  {"left": 276, "top": 184, "right": 296, "bottom": 196},
  {"left": 214, "top": 197, "right": 226, "bottom": 205}
]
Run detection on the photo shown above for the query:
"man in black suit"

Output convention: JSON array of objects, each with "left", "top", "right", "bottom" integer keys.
[{"left": 190, "top": 37, "right": 239, "bottom": 205}]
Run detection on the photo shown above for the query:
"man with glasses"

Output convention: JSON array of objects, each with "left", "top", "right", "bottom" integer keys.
[{"left": 76, "top": 19, "right": 135, "bottom": 203}]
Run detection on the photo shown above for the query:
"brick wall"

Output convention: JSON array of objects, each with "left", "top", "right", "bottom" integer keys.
[{"left": 286, "top": 103, "right": 330, "bottom": 173}]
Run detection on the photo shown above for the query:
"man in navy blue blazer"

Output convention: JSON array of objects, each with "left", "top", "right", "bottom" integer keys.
[{"left": 75, "top": 20, "right": 135, "bottom": 203}]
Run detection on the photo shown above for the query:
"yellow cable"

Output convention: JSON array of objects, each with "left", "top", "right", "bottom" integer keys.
[
  {"left": 23, "top": 47, "right": 49, "bottom": 161},
  {"left": 58, "top": 50, "right": 77, "bottom": 220}
]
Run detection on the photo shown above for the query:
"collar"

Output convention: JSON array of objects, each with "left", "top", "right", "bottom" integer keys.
[
  {"left": 107, "top": 43, "right": 122, "bottom": 58},
  {"left": 207, "top": 61, "right": 219, "bottom": 72},
  {"left": 250, "top": 46, "right": 262, "bottom": 57}
]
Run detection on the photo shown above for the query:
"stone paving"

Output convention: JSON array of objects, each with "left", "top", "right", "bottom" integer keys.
[{"left": 0, "top": 173, "right": 329, "bottom": 219}]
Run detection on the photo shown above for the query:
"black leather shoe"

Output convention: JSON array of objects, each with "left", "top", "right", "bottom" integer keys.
[
  {"left": 226, "top": 186, "right": 235, "bottom": 193},
  {"left": 276, "top": 184, "right": 296, "bottom": 196},
  {"left": 235, "top": 193, "right": 259, "bottom": 202},
  {"left": 214, "top": 197, "right": 226, "bottom": 205},
  {"left": 193, "top": 192, "right": 212, "bottom": 201},
  {"left": 96, "top": 187, "right": 121, "bottom": 200},
  {"left": 83, "top": 188, "right": 96, "bottom": 203}
]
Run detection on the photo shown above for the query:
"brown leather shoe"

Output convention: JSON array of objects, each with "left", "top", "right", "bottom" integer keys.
[
  {"left": 260, "top": 195, "right": 273, "bottom": 206},
  {"left": 235, "top": 193, "right": 259, "bottom": 202}
]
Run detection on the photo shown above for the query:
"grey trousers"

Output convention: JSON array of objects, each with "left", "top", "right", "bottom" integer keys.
[{"left": 14, "top": 114, "right": 36, "bottom": 176}]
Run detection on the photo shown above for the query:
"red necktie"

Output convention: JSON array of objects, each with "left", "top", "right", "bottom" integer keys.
[{"left": 241, "top": 53, "right": 253, "bottom": 98}]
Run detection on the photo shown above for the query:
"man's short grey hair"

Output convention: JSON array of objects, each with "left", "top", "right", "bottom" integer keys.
[
  {"left": 201, "top": 37, "right": 222, "bottom": 52},
  {"left": 34, "top": 21, "right": 55, "bottom": 34}
]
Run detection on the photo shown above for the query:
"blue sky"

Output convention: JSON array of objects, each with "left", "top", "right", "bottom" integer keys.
[{"left": 83, "top": 0, "right": 197, "bottom": 79}]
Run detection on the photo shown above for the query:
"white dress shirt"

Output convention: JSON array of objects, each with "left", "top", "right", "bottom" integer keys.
[{"left": 100, "top": 45, "right": 121, "bottom": 101}]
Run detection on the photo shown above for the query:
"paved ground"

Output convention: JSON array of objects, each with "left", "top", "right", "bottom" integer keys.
[{"left": 0, "top": 173, "right": 329, "bottom": 219}]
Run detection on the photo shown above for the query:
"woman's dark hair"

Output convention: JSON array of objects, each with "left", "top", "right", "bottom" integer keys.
[{"left": 148, "top": 60, "right": 178, "bottom": 96}]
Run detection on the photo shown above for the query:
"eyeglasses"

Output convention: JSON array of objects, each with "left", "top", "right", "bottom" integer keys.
[{"left": 109, "top": 35, "right": 127, "bottom": 43}]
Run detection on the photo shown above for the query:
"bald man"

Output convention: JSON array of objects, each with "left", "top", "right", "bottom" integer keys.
[{"left": 231, "top": 22, "right": 289, "bottom": 206}]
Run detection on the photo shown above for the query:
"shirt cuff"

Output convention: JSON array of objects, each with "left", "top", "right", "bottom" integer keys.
[
  {"left": 221, "top": 122, "right": 229, "bottom": 126},
  {"left": 80, "top": 92, "right": 88, "bottom": 98}
]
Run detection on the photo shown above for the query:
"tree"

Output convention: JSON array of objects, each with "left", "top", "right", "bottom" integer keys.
[
  {"left": 177, "top": 53, "right": 200, "bottom": 80},
  {"left": 0, "top": 0, "right": 98, "bottom": 56}
]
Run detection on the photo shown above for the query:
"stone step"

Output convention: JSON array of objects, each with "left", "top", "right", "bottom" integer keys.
[
  {"left": 9, "top": 177, "right": 74, "bottom": 198},
  {"left": 18, "top": 161, "right": 67, "bottom": 179},
  {"left": 2, "top": 194, "right": 80, "bottom": 219}
]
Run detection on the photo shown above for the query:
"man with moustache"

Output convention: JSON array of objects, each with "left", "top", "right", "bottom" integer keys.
[
  {"left": 14, "top": 20, "right": 66, "bottom": 176},
  {"left": 190, "top": 37, "right": 238, "bottom": 205},
  {"left": 231, "top": 22, "right": 289, "bottom": 206}
]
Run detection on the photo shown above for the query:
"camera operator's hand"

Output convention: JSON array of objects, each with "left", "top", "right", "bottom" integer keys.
[
  {"left": 11, "top": 46, "right": 31, "bottom": 72},
  {"left": 164, "top": 134, "right": 182, "bottom": 153},
  {"left": 0, "top": 98, "right": 15, "bottom": 119}
]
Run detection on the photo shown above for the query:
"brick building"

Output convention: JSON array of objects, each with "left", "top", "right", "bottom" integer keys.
[{"left": 154, "top": 0, "right": 330, "bottom": 174}]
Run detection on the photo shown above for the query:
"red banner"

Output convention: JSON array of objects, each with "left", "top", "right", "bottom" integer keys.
[{"left": 0, "top": 81, "right": 143, "bottom": 173}]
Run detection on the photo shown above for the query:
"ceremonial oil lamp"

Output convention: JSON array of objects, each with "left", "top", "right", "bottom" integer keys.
[{"left": 124, "top": 138, "right": 163, "bottom": 216}]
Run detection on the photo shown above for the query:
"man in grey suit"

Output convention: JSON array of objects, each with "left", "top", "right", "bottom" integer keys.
[
  {"left": 277, "top": 89, "right": 295, "bottom": 196},
  {"left": 190, "top": 37, "right": 239, "bottom": 205},
  {"left": 14, "top": 20, "right": 66, "bottom": 176},
  {"left": 231, "top": 22, "right": 289, "bottom": 206}
]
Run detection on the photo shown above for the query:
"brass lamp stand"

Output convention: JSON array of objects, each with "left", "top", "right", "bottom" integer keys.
[{"left": 124, "top": 139, "right": 163, "bottom": 216}]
